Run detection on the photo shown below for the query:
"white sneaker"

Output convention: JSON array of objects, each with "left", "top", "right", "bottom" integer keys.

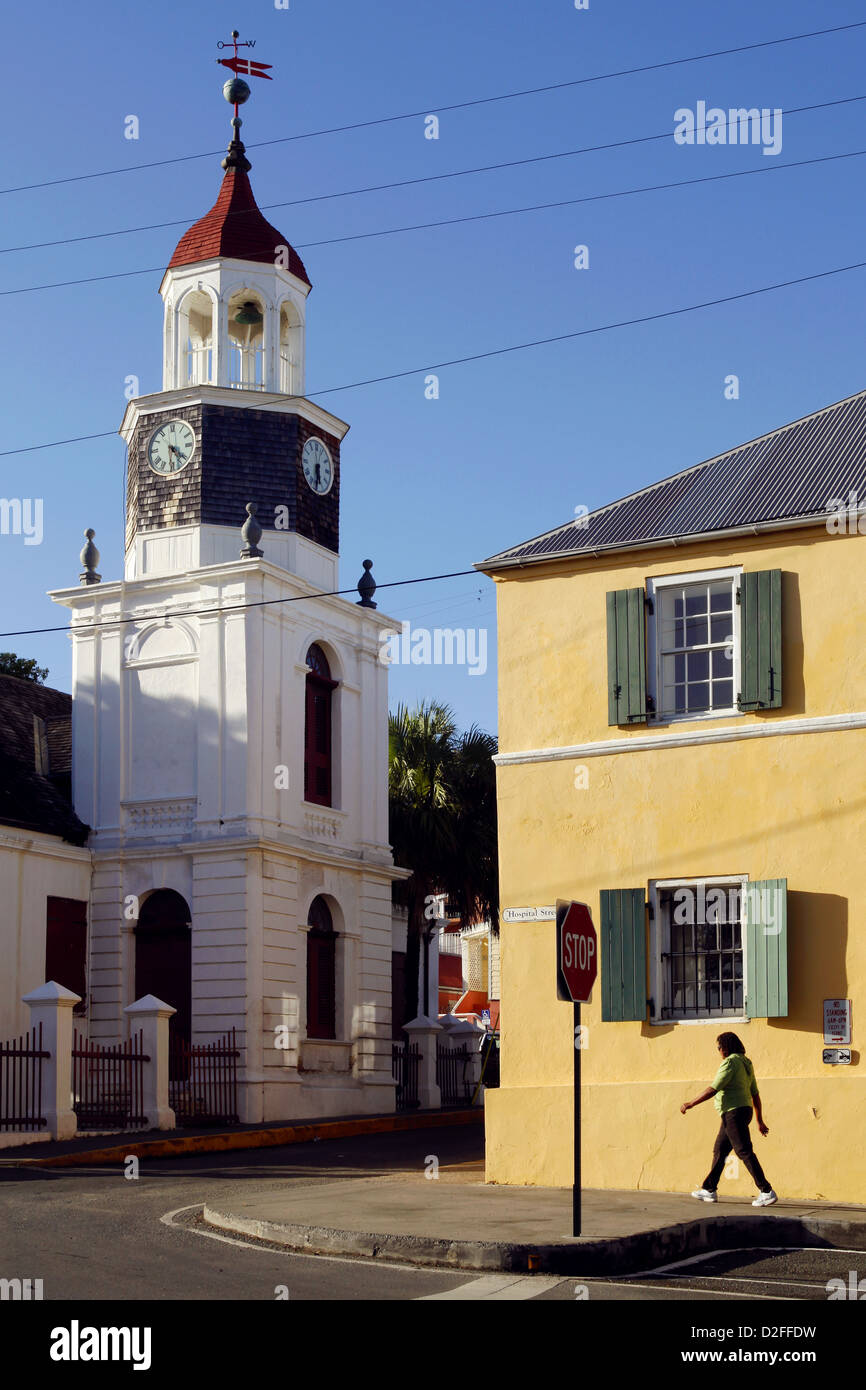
[
  {"left": 752, "top": 1189, "right": 778, "bottom": 1207},
  {"left": 691, "top": 1188, "right": 718, "bottom": 1202}
]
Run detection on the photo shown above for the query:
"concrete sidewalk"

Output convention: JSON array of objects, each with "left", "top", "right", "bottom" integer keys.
[{"left": 203, "top": 1168, "right": 866, "bottom": 1276}]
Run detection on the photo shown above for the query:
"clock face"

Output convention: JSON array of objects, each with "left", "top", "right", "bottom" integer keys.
[
  {"left": 302, "top": 437, "right": 334, "bottom": 495},
  {"left": 147, "top": 419, "right": 196, "bottom": 476}
]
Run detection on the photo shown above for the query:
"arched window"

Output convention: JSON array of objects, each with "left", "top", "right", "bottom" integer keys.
[
  {"left": 304, "top": 643, "right": 336, "bottom": 807},
  {"left": 306, "top": 896, "right": 336, "bottom": 1040},
  {"left": 134, "top": 890, "right": 192, "bottom": 1052}
]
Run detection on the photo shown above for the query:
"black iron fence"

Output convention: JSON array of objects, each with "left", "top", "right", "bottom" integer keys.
[
  {"left": 72, "top": 1029, "right": 149, "bottom": 1130},
  {"left": 0, "top": 1024, "right": 48, "bottom": 1131},
  {"left": 391, "top": 1041, "right": 421, "bottom": 1112},
  {"left": 436, "top": 1042, "right": 474, "bottom": 1107},
  {"left": 169, "top": 1029, "right": 240, "bottom": 1127},
  {"left": 479, "top": 1034, "right": 500, "bottom": 1089}
]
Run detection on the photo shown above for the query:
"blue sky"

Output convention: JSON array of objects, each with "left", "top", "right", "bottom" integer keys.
[{"left": 2, "top": 0, "right": 865, "bottom": 739}]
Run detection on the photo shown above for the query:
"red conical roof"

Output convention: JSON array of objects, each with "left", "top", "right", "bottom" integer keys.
[{"left": 168, "top": 162, "right": 310, "bottom": 287}]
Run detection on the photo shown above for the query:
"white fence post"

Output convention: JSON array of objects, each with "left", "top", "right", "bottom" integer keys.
[
  {"left": 124, "top": 996, "right": 176, "bottom": 1131},
  {"left": 446, "top": 1016, "right": 486, "bottom": 1104},
  {"left": 402, "top": 1015, "right": 442, "bottom": 1110},
  {"left": 21, "top": 981, "right": 79, "bottom": 1140}
]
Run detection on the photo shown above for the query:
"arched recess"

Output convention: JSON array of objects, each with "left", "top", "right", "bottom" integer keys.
[
  {"left": 304, "top": 643, "right": 338, "bottom": 807},
  {"left": 278, "top": 298, "right": 304, "bottom": 395},
  {"left": 134, "top": 890, "right": 192, "bottom": 1052},
  {"left": 305, "top": 895, "right": 337, "bottom": 1040},
  {"left": 176, "top": 286, "right": 216, "bottom": 387},
  {"left": 226, "top": 287, "right": 269, "bottom": 389}
]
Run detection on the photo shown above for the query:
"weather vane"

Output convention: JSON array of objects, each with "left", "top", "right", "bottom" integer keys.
[{"left": 217, "top": 29, "right": 273, "bottom": 120}]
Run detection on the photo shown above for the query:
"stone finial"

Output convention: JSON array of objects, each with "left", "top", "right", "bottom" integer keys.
[
  {"left": 79, "top": 528, "right": 101, "bottom": 585},
  {"left": 240, "top": 503, "right": 263, "bottom": 559},
  {"left": 356, "top": 559, "right": 377, "bottom": 608}
]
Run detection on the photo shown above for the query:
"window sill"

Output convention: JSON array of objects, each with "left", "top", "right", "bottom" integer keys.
[
  {"left": 648, "top": 708, "right": 742, "bottom": 728},
  {"left": 649, "top": 1016, "right": 748, "bottom": 1027}
]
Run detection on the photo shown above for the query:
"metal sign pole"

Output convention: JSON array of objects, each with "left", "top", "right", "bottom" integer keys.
[{"left": 574, "top": 1000, "right": 581, "bottom": 1238}]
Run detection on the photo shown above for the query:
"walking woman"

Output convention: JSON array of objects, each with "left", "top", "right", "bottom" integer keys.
[{"left": 680, "top": 1032, "right": 777, "bottom": 1206}]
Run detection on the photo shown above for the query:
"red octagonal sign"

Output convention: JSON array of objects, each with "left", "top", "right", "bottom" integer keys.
[{"left": 559, "top": 901, "right": 598, "bottom": 1003}]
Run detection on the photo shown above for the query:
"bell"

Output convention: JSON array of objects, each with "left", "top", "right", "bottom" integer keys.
[{"left": 234, "top": 300, "right": 263, "bottom": 325}]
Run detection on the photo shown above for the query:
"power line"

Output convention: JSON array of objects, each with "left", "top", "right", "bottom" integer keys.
[
  {"left": 3, "top": 255, "right": 865, "bottom": 460},
  {"left": 2, "top": 143, "right": 863, "bottom": 297},
  {"left": 2, "top": 20, "right": 863, "bottom": 198},
  {"left": 1, "top": 93, "right": 860, "bottom": 262},
  {"left": 0, "top": 568, "right": 483, "bottom": 638}
]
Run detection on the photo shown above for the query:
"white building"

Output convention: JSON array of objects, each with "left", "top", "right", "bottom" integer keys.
[{"left": 27, "top": 110, "right": 407, "bottom": 1122}]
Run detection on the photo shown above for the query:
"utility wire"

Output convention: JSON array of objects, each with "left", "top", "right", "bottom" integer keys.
[
  {"left": 2, "top": 19, "right": 862, "bottom": 197},
  {"left": 3, "top": 255, "right": 865, "bottom": 460},
  {"left": 2, "top": 142, "right": 863, "bottom": 296},
  {"left": 1, "top": 93, "right": 861, "bottom": 260}
]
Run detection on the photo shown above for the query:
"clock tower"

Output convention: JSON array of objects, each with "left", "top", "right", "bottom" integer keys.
[
  {"left": 50, "top": 51, "right": 404, "bottom": 1126},
  {"left": 121, "top": 94, "right": 344, "bottom": 582}
]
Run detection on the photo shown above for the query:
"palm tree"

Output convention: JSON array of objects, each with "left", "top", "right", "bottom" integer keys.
[{"left": 389, "top": 700, "right": 498, "bottom": 1024}]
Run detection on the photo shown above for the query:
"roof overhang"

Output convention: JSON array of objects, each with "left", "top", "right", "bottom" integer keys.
[{"left": 476, "top": 511, "right": 837, "bottom": 578}]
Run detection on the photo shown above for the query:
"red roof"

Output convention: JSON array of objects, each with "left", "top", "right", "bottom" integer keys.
[{"left": 168, "top": 164, "right": 310, "bottom": 286}]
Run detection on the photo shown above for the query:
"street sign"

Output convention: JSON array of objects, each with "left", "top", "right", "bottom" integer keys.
[
  {"left": 502, "top": 906, "right": 556, "bottom": 923},
  {"left": 558, "top": 901, "right": 598, "bottom": 1004},
  {"left": 823, "top": 1048, "right": 852, "bottom": 1066},
  {"left": 823, "top": 999, "right": 851, "bottom": 1046},
  {"left": 555, "top": 899, "right": 599, "bottom": 1240}
]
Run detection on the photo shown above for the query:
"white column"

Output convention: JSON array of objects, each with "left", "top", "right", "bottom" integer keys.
[
  {"left": 402, "top": 1015, "right": 442, "bottom": 1110},
  {"left": 22, "top": 982, "right": 80, "bottom": 1140},
  {"left": 124, "top": 995, "right": 176, "bottom": 1131}
]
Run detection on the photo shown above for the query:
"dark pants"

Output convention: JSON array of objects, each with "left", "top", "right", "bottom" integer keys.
[{"left": 702, "top": 1105, "right": 772, "bottom": 1193}]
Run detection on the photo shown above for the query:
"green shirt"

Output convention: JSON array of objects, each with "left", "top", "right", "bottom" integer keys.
[{"left": 712, "top": 1053, "right": 758, "bottom": 1114}]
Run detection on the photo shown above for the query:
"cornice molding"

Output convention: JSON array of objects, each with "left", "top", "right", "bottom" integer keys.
[{"left": 494, "top": 709, "right": 866, "bottom": 765}]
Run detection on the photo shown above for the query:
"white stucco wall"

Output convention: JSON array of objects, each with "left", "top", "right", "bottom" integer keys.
[{"left": 0, "top": 829, "right": 91, "bottom": 1039}]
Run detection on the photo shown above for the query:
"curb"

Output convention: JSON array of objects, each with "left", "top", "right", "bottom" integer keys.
[
  {"left": 201, "top": 1206, "right": 866, "bottom": 1276},
  {"left": 5, "top": 1108, "right": 483, "bottom": 1168}
]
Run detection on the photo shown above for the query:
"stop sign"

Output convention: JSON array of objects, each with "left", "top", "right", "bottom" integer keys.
[{"left": 559, "top": 901, "right": 598, "bottom": 1003}]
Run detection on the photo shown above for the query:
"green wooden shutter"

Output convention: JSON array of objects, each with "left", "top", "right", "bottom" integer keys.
[
  {"left": 738, "top": 570, "right": 782, "bottom": 709},
  {"left": 600, "top": 888, "right": 647, "bottom": 1021},
  {"left": 606, "top": 588, "right": 648, "bottom": 725},
  {"left": 744, "top": 879, "right": 788, "bottom": 1018}
]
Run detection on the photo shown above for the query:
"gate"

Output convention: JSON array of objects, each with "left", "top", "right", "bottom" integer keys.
[
  {"left": 169, "top": 1028, "right": 240, "bottom": 1127},
  {"left": 0, "top": 1024, "right": 48, "bottom": 1131},
  {"left": 72, "top": 1029, "right": 149, "bottom": 1130},
  {"left": 391, "top": 1041, "right": 420, "bottom": 1112},
  {"left": 436, "top": 1042, "right": 474, "bottom": 1107}
]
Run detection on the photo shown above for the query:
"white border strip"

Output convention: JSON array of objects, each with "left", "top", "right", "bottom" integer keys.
[{"left": 494, "top": 710, "right": 866, "bottom": 766}]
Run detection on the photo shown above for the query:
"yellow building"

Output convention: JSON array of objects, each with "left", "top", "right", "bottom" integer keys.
[{"left": 478, "top": 390, "right": 866, "bottom": 1203}]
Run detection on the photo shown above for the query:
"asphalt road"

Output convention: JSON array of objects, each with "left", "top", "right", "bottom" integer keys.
[{"left": 0, "top": 1127, "right": 860, "bottom": 1303}]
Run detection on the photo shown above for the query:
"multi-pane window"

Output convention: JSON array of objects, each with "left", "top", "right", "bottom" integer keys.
[
  {"left": 658, "top": 881, "right": 744, "bottom": 1019},
  {"left": 657, "top": 578, "right": 735, "bottom": 717}
]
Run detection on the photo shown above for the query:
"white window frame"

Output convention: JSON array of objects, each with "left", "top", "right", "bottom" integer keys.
[
  {"left": 647, "top": 566, "right": 742, "bottom": 724},
  {"left": 648, "top": 874, "right": 750, "bottom": 1026}
]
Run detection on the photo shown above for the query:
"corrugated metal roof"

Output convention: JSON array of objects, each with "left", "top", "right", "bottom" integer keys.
[{"left": 479, "top": 388, "right": 866, "bottom": 570}]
